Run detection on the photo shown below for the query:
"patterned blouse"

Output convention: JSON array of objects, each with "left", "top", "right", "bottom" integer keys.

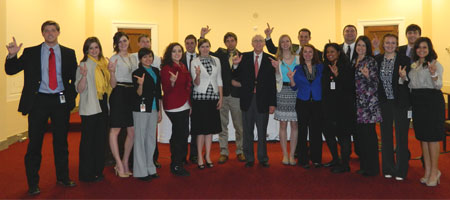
[
  {"left": 354, "top": 56, "right": 382, "bottom": 124},
  {"left": 380, "top": 56, "right": 395, "bottom": 99},
  {"left": 192, "top": 56, "right": 220, "bottom": 100}
]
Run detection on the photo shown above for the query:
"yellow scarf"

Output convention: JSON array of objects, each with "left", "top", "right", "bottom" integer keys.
[{"left": 88, "top": 55, "right": 112, "bottom": 100}]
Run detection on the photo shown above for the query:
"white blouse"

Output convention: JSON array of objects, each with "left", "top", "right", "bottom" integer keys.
[
  {"left": 408, "top": 60, "right": 443, "bottom": 90},
  {"left": 110, "top": 54, "right": 138, "bottom": 83}
]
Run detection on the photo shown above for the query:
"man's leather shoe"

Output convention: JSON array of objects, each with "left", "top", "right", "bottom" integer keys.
[
  {"left": 300, "top": 163, "right": 310, "bottom": 169},
  {"left": 27, "top": 186, "right": 40, "bottom": 196},
  {"left": 260, "top": 161, "right": 270, "bottom": 168},
  {"left": 56, "top": 179, "right": 76, "bottom": 187},
  {"left": 218, "top": 155, "right": 228, "bottom": 164},
  {"left": 150, "top": 173, "right": 159, "bottom": 178},
  {"left": 154, "top": 161, "right": 162, "bottom": 168},
  {"left": 331, "top": 165, "right": 350, "bottom": 173},
  {"left": 171, "top": 166, "right": 190, "bottom": 176},
  {"left": 245, "top": 162, "right": 254, "bottom": 168},
  {"left": 237, "top": 154, "right": 246, "bottom": 162},
  {"left": 323, "top": 160, "right": 339, "bottom": 167},
  {"left": 313, "top": 163, "right": 323, "bottom": 168}
]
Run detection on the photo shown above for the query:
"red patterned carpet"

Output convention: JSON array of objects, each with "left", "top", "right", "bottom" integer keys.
[{"left": 0, "top": 113, "right": 449, "bottom": 199}]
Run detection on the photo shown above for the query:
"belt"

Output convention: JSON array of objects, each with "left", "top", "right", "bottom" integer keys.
[
  {"left": 116, "top": 82, "right": 134, "bottom": 88},
  {"left": 38, "top": 92, "right": 63, "bottom": 96}
]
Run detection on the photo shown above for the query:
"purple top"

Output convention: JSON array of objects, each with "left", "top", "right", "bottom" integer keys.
[{"left": 354, "top": 56, "right": 382, "bottom": 124}]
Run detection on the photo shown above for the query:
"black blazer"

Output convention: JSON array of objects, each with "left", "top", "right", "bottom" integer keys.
[
  {"left": 5, "top": 44, "right": 78, "bottom": 115},
  {"left": 132, "top": 65, "right": 162, "bottom": 112},
  {"left": 211, "top": 47, "right": 240, "bottom": 97},
  {"left": 398, "top": 45, "right": 408, "bottom": 57},
  {"left": 321, "top": 59, "right": 355, "bottom": 131},
  {"left": 234, "top": 51, "right": 276, "bottom": 112},
  {"left": 181, "top": 52, "right": 198, "bottom": 71},
  {"left": 340, "top": 43, "right": 358, "bottom": 63},
  {"left": 375, "top": 53, "right": 411, "bottom": 108},
  {"left": 266, "top": 38, "right": 323, "bottom": 61}
]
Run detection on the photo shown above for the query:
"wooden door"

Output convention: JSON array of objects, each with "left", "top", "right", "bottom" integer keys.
[
  {"left": 118, "top": 28, "right": 151, "bottom": 53},
  {"left": 364, "top": 25, "right": 398, "bottom": 54}
]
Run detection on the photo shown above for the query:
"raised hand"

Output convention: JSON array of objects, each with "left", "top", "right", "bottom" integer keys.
[
  {"left": 269, "top": 57, "right": 280, "bottom": 71},
  {"left": 264, "top": 23, "right": 274, "bottom": 38},
  {"left": 133, "top": 73, "right": 145, "bottom": 85},
  {"left": 169, "top": 71, "right": 178, "bottom": 84},
  {"left": 200, "top": 25, "right": 211, "bottom": 38},
  {"left": 107, "top": 58, "right": 118, "bottom": 73},
  {"left": 287, "top": 68, "right": 297, "bottom": 80},
  {"left": 360, "top": 64, "right": 369, "bottom": 78},
  {"left": 6, "top": 37, "right": 23, "bottom": 56},
  {"left": 80, "top": 63, "right": 88, "bottom": 77},
  {"left": 398, "top": 65, "right": 407, "bottom": 79},
  {"left": 195, "top": 66, "right": 201, "bottom": 76},
  {"left": 329, "top": 61, "right": 338, "bottom": 77},
  {"left": 371, "top": 33, "right": 380, "bottom": 50},
  {"left": 428, "top": 60, "right": 437, "bottom": 75},
  {"left": 232, "top": 53, "right": 243, "bottom": 65}
]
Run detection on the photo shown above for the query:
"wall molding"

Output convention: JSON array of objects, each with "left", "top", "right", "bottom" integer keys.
[
  {"left": 112, "top": 21, "right": 159, "bottom": 55},
  {"left": 0, "top": 131, "right": 27, "bottom": 151}
]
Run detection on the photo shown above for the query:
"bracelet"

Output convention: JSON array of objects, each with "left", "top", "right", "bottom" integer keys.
[{"left": 431, "top": 73, "right": 438, "bottom": 78}]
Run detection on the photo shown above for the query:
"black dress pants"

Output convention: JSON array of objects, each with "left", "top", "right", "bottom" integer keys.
[
  {"left": 380, "top": 100, "right": 410, "bottom": 178},
  {"left": 357, "top": 123, "right": 380, "bottom": 175},
  {"left": 296, "top": 99, "right": 322, "bottom": 164},
  {"left": 79, "top": 96, "right": 108, "bottom": 181},
  {"left": 25, "top": 93, "right": 71, "bottom": 188},
  {"left": 323, "top": 120, "right": 352, "bottom": 166},
  {"left": 165, "top": 110, "right": 190, "bottom": 169},
  {"left": 242, "top": 96, "right": 269, "bottom": 163}
]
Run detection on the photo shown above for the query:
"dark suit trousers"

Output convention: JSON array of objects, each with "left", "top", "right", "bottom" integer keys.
[
  {"left": 79, "top": 96, "right": 108, "bottom": 181},
  {"left": 165, "top": 110, "right": 190, "bottom": 168},
  {"left": 25, "top": 93, "right": 71, "bottom": 187},
  {"left": 323, "top": 120, "right": 352, "bottom": 166},
  {"left": 380, "top": 100, "right": 410, "bottom": 178},
  {"left": 357, "top": 123, "right": 380, "bottom": 175},
  {"left": 296, "top": 99, "right": 322, "bottom": 164},
  {"left": 242, "top": 96, "right": 269, "bottom": 163}
]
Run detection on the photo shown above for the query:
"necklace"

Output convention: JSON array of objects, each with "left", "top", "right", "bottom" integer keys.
[{"left": 119, "top": 54, "right": 134, "bottom": 73}]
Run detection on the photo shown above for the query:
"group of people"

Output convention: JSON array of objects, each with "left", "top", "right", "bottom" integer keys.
[{"left": 4, "top": 20, "right": 445, "bottom": 196}]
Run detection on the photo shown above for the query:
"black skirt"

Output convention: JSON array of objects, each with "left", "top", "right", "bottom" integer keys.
[
  {"left": 190, "top": 99, "right": 222, "bottom": 135},
  {"left": 109, "top": 84, "right": 134, "bottom": 128},
  {"left": 411, "top": 89, "right": 445, "bottom": 142}
]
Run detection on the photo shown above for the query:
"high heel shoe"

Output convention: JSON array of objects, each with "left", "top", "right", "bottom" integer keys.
[
  {"left": 198, "top": 164, "right": 205, "bottom": 169},
  {"left": 420, "top": 177, "right": 429, "bottom": 184},
  {"left": 426, "top": 171, "right": 441, "bottom": 187},
  {"left": 206, "top": 162, "right": 214, "bottom": 168},
  {"left": 282, "top": 156, "right": 289, "bottom": 165},
  {"left": 289, "top": 157, "right": 297, "bottom": 166},
  {"left": 114, "top": 166, "right": 129, "bottom": 178}
]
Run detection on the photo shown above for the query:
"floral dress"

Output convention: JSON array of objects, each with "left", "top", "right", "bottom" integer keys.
[{"left": 354, "top": 56, "right": 382, "bottom": 124}]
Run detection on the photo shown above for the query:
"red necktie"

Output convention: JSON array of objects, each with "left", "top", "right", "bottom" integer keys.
[
  {"left": 48, "top": 48, "right": 57, "bottom": 90},
  {"left": 254, "top": 55, "right": 259, "bottom": 93}
]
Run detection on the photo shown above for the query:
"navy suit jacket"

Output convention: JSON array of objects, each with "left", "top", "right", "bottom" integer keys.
[{"left": 5, "top": 44, "right": 78, "bottom": 115}]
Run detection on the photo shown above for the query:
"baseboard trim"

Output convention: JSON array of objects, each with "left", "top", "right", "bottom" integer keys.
[{"left": 0, "top": 131, "right": 28, "bottom": 151}]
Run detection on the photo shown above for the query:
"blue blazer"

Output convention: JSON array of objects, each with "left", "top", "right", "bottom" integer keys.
[{"left": 291, "top": 63, "right": 323, "bottom": 101}]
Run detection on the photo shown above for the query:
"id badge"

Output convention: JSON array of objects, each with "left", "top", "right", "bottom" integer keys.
[
  {"left": 407, "top": 110, "right": 412, "bottom": 119},
  {"left": 140, "top": 103, "right": 146, "bottom": 112},
  {"left": 59, "top": 92, "right": 66, "bottom": 104},
  {"left": 330, "top": 81, "right": 336, "bottom": 90}
]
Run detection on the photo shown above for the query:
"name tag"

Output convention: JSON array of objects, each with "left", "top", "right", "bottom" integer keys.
[
  {"left": 59, "top": 92, "right": 66, "bottom": 104},
  {"left": 407, "top": 110, "right": 412, "bottom": 119},
  {"left": 140, "top": 103, "right": 146, "bottom": 112},
  {"left": 330, "top": 81, "right": 336, "bottom": 90}
]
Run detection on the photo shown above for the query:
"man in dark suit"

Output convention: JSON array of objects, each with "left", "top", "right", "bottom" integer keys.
[
  {"left": 5, "top": 20, "right": 77, "bottom": 195},
  {"left": 398, "top": 24, "right": 421, "bottom": 63},
  {"left": 264, "top": 24, "right": 323, "bottom": 60},
  {"left": 232, "top": 35, "right": 276, "bottom": 168},
  {"left": 200, "top": 27, "right": 246, "bottom": 164},
  {"left": 180, "top": 34, "right": 198, "bottom": 164},
  {"left": 340, "top": 24, "right": 358, "bottom": 62}
]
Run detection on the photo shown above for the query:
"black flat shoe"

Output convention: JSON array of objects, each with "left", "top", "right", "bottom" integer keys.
[
  {"left": 245, "top": 162, "right": 254, "bottom": 168},
  {"left": 260, "top": 161, "right": 270, "bottom": 168},
  {"left": 323, "top": 160, "right": 339, "bottom": 168},
  {"left": 206, "top": 162, "right": 214, "bottom": 168},
  {"left": 27, "top": 186, "right": 40, "bottom": 196},
  {"left": 56, "top": 179, "right": 76, "bottom": 187},
  {"left": 331, "top": 165, "right": 350, "bottom": 173},
  {"left": 171, "top": 167, "right": 190, "bottom": 176},
  {"left": 198, "top": 164, "right": 205, "bottom": 169},
  {"left": 150, "top": 173, "right": 159, "bottom": 178},
  {"left": 313, "top": 163, "right": 323, "bottom": 168}
]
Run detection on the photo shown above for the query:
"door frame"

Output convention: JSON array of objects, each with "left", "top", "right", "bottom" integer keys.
[
  {"left": 112, "top": 21, "right": 159, "bottom": 55},
  {"left": 357, "top": 18, "right": 405, "bottom": 45}
]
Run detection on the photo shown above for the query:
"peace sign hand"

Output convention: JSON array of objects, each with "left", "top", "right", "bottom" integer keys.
[
  {"left": 107, "top": 58, "right": 118, "bottom": 73},
  {"left": 428, "top": 60, "right": 437, "bottom": 75},
  {"left": 232, "top": 53, "right": 243, "bottom": 65},
  {"left": 200, "top": 25, "right": 211, "bottom": 38},
  {"left": 398, "top": 65, "right": 407, "bottom": 79},
  {"left": 360, "top": 65, "right": 369, "bottom": 78},
  {"left": 329, "top": 61, "right": 338, "bottom": 77},
  {"left": 80, "top": 63, "right": 88, "bottom": 77},
  {"left": 133, "top": 73, "right": 145, "bottom": 85},
  {"left": 169, "top": 71, "right": 178, "bottom": 84},
  {"left": 287, "top": 68, "right": 297, "bottom": 80},
  {"left": 6, "top": 37, "right": 23, "bottom": 56},
  {"left": 269, "top": 57, "right": 280, "bottom": 71},
  {"left": 264, "top": 23, "right": 274, "bottom": 38},
  {"left": 195, "top": 66, "right": 201, "bottom": 76}
]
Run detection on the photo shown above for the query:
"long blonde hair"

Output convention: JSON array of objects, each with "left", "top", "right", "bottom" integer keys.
[{"left": 275, "top": 34, "right": 296, "bottom": 60}]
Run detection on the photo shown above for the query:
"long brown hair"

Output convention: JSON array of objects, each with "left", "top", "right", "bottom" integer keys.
[
  {"left": 299, "top": 44, "right": 321, "bottom": 65},
  {"left": 275, "top": 34, "right": 295, "bottom": 60}
]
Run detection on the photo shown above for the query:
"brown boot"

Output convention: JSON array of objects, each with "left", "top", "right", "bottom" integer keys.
[
  {"left": 237, "top": 153, "right": 246, "bottom": 162},
  {"left": 218, "top": 155, "right": 228, "bottom": 164}
]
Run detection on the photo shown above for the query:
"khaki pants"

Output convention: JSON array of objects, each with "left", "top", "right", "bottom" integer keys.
[{"left": 219, "top": 95, "right": 244, "bottom": 156}]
